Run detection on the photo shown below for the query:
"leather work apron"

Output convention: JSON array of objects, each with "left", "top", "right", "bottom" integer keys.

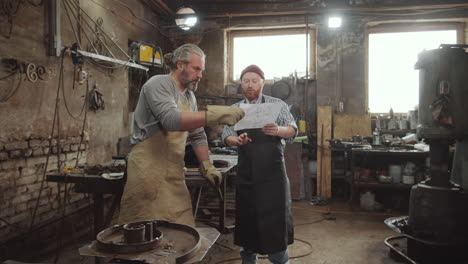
[
  {"left": 118, "top": 100, "right": 195, "bottom": 227},
  {"left": 234, "top": 98, "right": 294, "bottom": 255}
]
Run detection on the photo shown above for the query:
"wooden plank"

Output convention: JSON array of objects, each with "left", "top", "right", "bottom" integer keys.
[
  {"left": 317, "top": 106, "right": 332, "bottom": 199},
  {"left": 333, "top": 114, "right": 371, "bottom": 139}
]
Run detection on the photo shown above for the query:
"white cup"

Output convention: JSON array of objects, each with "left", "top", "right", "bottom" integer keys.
[{"left": 403, "top": 175, "right": 415, "bottom": 185}]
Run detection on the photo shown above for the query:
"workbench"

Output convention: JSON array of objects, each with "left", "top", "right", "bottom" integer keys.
[{"left": 46, "top": 154, "right": 238, "bottom": 236}]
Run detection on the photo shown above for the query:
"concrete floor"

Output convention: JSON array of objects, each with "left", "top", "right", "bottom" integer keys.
[
  {"left": 199, "top": 200, "right": 401, "bottom": 264},
  {"left": 34, "top": 199, "right": 404, "bottom": 264}
]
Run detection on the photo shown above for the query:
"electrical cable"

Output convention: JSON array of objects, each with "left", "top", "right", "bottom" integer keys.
[
  {"left": 292, "top": 205, "right": 405, "bottom": 217},
  {"left": 63, "top": 0, "right": 99, "bottom": 55},
  {"left": 29, "top": 48, "right": 67, "bottom": 230},
  {"left": 0, "top": 0, "right": 22, "bottom": 38},
  {"left": 62, "top": 0, "right": 114, "bottom": 117},
  {"left": 61, "top": 0, "right": 80, "bottom": 44},
  {"left": 0, "top": 71, "right": 15, "bottom": 80},
  {"left": 0, "top": 58, "right": 22, "bottom": 102},
  {"left": 67, "top": 0, "right": 134, "bottom": 62},
  {"left": 90, "top": 17, "right": 106, "bottom": 53},
  {"left": 54, "top": 183, "right": 67, "bottom": 263},
  {"left": 105, "top": 0, "right": 170, "bottom": 38},
  {"left": 214, "top": 215, "right": 326, "bottom": 264},
  {"left": 65, "top": 0, "right": 135, "bottom": 70},
  {"left": 0, "top": 217, "right": 26, "bottom": 231},
  {"left": 74, "top": 77, "right": 90, "bottom": 167},
  {"left": 294, "top": 217, "right": 326, "bottom": 227},
  {"left": 214, "top": 203, "right": 396, "bottom": 263},
  {"left": 214, "top": 230, "right": 315, "bottom": 264},
  {"left": 84, "top": 57, "right": 121, "bottom": 74},
  {"left": 26, "top": 49, "right": 90, "bottom": 263},
  {"left": 0, "top": 70, "right": 22, "bottom": 102},
  {"left": 91, "top": 0, "right": 231, "bottom": 40},
  {"left": 65, "top": 0, "right": 117, "bottom": 59},
  {"left": 61, "top": 63, "right": 87, "bottom": 120}
]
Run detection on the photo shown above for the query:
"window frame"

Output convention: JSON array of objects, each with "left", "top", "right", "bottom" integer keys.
[
  {"left": 228, "top": 27, "right": 316, "bottom": 83},
  {"left": 365, "top": 21, "right": 465, "bottom": 114}
]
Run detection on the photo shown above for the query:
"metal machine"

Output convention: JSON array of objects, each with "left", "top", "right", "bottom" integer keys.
[
  {"left": 78, "top": 220, "right": 220, "bottom": 264},
  {"left": 129, "top": 41, "right": 163, "bottom": 67},
  {"left": 386, "top": 45, "right": 468, "bottom": 263}
]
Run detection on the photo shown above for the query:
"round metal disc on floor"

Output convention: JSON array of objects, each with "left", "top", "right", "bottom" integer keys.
[{"left": 95, "top": 220, "right": 201, "bottom": 263}]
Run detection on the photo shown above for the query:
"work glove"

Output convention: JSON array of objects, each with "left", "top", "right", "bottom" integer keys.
[
  {"left": 206, "top": 105, "right": 245, "bottom": 127},
  {"left": 199, "top": 160, "right": 223, "bottom": 187}
]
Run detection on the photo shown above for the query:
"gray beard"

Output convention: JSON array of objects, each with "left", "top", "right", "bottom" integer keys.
[
  {"left": 187, "top": 82, "right": 198, "bottom": 92},
  {"left": 181, "top": 69, "right": 198, "bottom": 92}
]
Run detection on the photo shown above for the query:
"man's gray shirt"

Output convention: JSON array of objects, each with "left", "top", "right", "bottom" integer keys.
[
  {"left": 221, "top": 94, "right": 298, "bottom": 145},
  {"left": 130, "top": 74, "right": 207, "bottom": 148}
]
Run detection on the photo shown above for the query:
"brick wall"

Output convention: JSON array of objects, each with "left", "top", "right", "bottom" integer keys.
[{"left": 0, "top": 136, "right": 91, "bottom": 244}]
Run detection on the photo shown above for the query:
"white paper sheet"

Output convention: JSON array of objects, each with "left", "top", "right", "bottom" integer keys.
[{"left": 234, "top": 103, "right": 282, "bottom": 131}]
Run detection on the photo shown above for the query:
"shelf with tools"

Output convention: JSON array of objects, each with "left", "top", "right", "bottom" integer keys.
[{"left": 347, "top": 147, "right": 429, "bottom": 210}]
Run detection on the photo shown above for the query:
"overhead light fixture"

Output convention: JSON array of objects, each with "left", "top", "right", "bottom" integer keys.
[
  {"left": 328, "top": 16, "right": 342, "bottom": 28},
  {"left": 175, "top": 7, "right": 198, "bottom": 30}
]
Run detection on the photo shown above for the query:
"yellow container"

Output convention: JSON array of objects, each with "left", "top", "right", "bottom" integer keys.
[
  {"left": 130, "top": 41, "right": 162, "bottom": 67},
  {"left": 299, "top": 118, "right": 307, "bottom": 134}
]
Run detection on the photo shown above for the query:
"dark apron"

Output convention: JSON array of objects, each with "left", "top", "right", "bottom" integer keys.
[{"left": 234, "top": 98, "right": 294, "bottom": 254}]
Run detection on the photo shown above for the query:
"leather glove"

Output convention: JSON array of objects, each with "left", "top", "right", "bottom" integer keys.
[
  {"left": 199, "top": 160, "right": 222, "bottom": 187},
  {"left": 206, "top": 105, "right": 245, "bottom": 126}
]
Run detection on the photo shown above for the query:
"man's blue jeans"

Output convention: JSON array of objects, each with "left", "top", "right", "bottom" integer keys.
[{"left": 240, "top": 247, "right": 290, "bottom": 264}]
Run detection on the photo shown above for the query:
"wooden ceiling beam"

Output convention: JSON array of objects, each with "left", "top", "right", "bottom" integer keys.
[
  {"left": 201, "top": 3, "right": 468, "bottom": 18},
  {"left": 145, "top": 0, "right": 174, "bottom": 17}
]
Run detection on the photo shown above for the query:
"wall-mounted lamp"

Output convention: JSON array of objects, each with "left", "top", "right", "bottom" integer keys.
[
  {"left": 175, "top": 7, "right": 198, "bottom": 30},
  {"left": 328, "top": 16, "right": 342, "bottom": 28}
]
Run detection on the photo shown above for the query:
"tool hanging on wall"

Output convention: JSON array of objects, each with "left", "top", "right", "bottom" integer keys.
[
  {"left": 76, "top": 68, "right": 88, "bottom": 85},
  {"left": 69, "top": 43, "right": 87, "bottom": 86},
  {"left": 71, "top": 43, "right": 84, "bottom": 65},
  {"left": 89, "top": 84, "right": 105, "bottom": 112},
  {"left": 68, "top": 42, "right": 88, "bottom": 86}
]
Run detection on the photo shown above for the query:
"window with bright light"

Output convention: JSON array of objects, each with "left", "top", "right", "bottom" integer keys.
[
  {"left": 368, "top": 25, "right": 460, "bottom": 113},
  {"left": 230, "top": 28, "right": 315, "bottom": 81}
]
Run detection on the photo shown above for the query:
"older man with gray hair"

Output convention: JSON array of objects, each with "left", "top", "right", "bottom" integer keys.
[{"left": 119, "top": 44, "right": 244, "bottom": 226}]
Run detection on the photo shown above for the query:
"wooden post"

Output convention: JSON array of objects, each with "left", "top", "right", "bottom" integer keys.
[{"left": 317, "top": 106, "right": 333, "bottom": 198}]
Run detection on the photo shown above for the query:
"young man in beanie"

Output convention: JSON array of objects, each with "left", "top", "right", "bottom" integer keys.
[
  {"left": 222, "top": 64, "right": 297, "bottom": 264},
  {"left": 118, "top": 44, "right": 244, "bottom": 227}
]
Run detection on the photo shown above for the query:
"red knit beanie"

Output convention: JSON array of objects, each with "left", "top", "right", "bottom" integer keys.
[{"left": 240, "top": 64, "right": 265, "bottom": 80}]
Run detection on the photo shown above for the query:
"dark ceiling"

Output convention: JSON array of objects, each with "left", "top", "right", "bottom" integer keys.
[{"left": 148, "top": 0, "right": 468, "bottom": 19}]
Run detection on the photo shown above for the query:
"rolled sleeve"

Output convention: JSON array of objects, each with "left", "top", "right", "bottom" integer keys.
[
  {"left": 188, "top": 127, "right": 208, "bottom": 148},
  {"left": 221, "top": 125, "right": 237, "bottom": 144},
  {"left": 277, "top": 102, "right": 298, "bottom": 144},
  {"left": 142, "top": 80, "right": 182, "bottom": 131}
]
